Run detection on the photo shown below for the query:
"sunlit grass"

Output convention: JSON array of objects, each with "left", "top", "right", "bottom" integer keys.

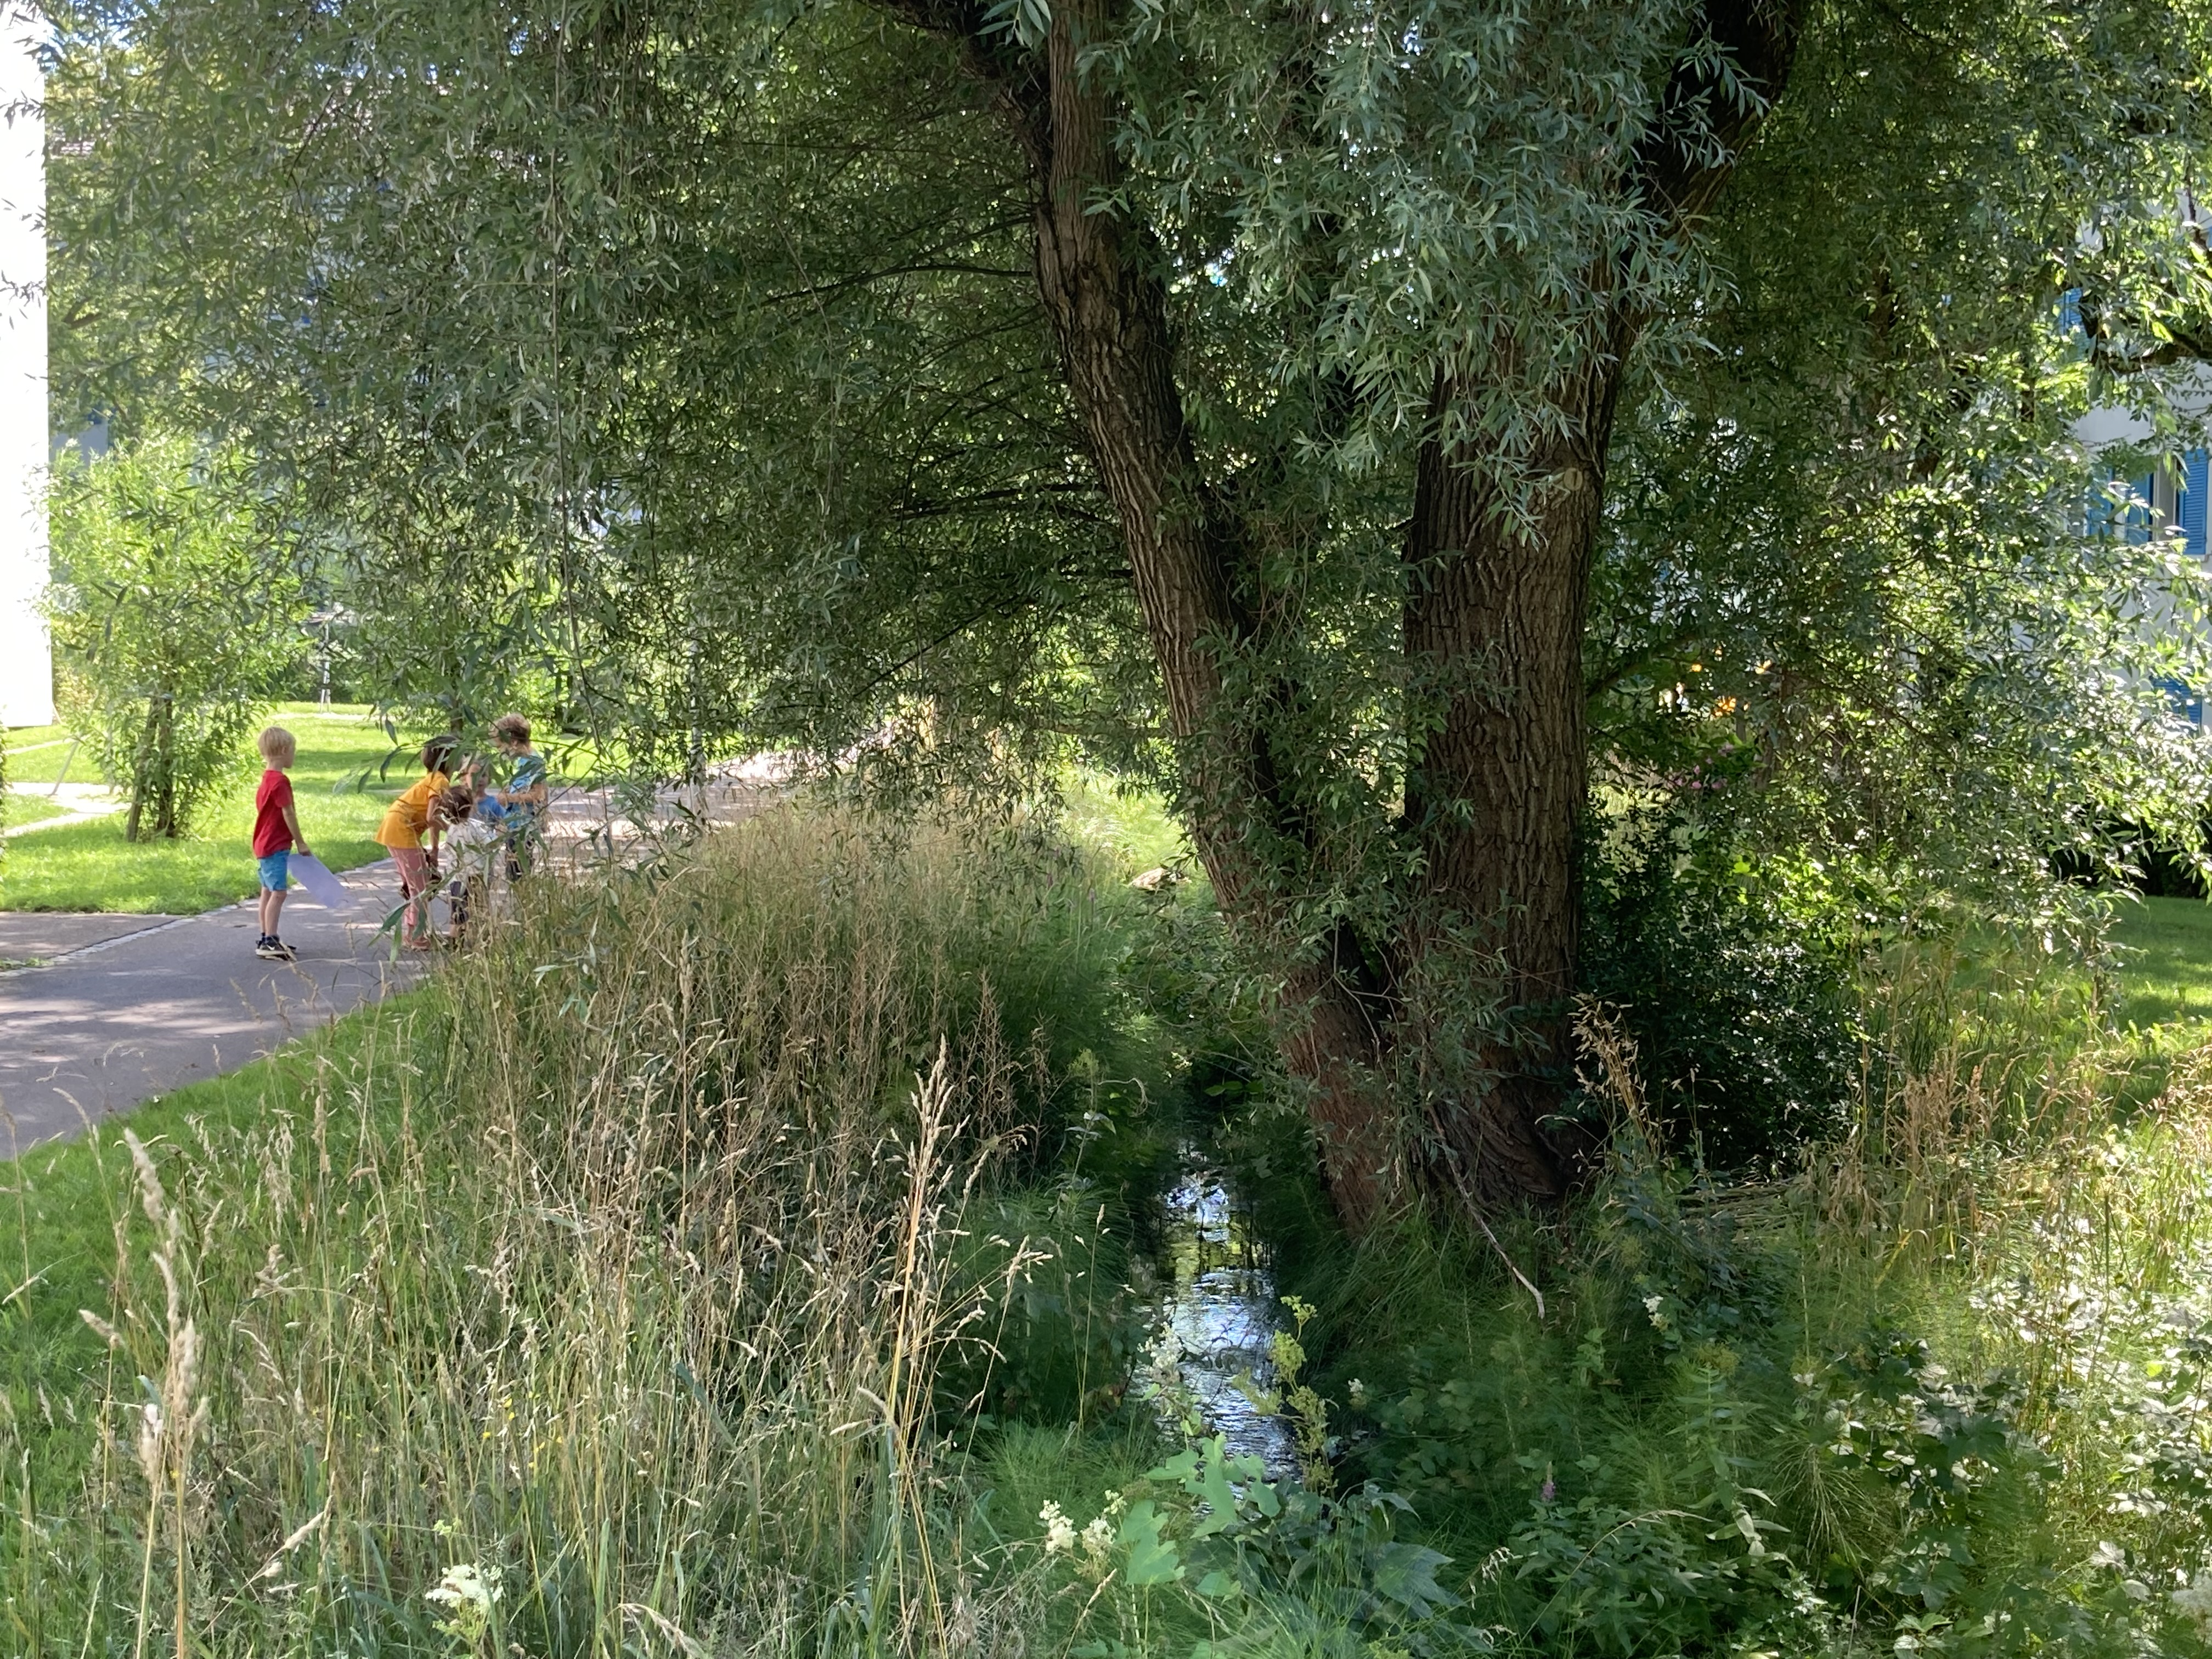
[
  {"left": 0, "top": 793, "right": 74, "bottom": 830},
  {"left": 0, "top": 720, "right": 69, "bottom": 754},
  {"left": 1060, "top": 770, "right": 1186, "bottom": 871},
  {"left": 11, "top": 788, "right": 2212, "bottom": 1653},
  {"left": 2111, "top": 893, "right": 2212, "bottom": 1028},
  {"left": 0, "top": 809, "right": 1136, "bottom": 1656},
  {"left": 0, "top": 708, "right": 417, "bottom": 912},
  {"left": 0, "top": 995, "right": 422, "bottom": 1500}
]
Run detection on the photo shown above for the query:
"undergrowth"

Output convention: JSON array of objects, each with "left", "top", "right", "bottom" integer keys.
[
  {"left": 11, "top": 800, "right": 2212, "bottom": 1655},
  {"left": 1241, "top": 985, "right": 2212, "bottom": 1657},
  {"left": 0, "top": 808, "right": 1170, "bottom": 1655}
]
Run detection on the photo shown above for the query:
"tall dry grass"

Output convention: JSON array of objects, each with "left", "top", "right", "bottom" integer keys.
[{"left": 10, "top": 809, "right": 1119, "bottom": 1657}]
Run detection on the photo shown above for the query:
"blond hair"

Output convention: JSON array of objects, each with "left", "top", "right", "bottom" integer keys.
[{"left": 257, "top": 726, "right": 297, "bottom": 767}]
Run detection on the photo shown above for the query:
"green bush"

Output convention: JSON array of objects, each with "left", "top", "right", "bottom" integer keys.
[
  {"left": 1579, "top": 819, "right": 1860, "bottom": 1170},
  {"left": 44, "top": 432, "right": 305, "bottom": 839}
]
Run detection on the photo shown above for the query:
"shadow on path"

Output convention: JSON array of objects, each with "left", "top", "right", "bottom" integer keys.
[{"left": 0, "top": 859, "right": 422, "bottom": 1158}]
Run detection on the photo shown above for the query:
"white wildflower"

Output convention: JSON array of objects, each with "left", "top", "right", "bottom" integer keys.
[
  {"left": 1102, "top": 1488, "right": 1126, "bottom": 1519},
  {"left": 1080, "top": 1515, "right": 1114, "bottom": 1565},
  {"left": 426, "top": 1561, "right": 499, "bottom": 1613},
  {"left": 1346, "top": 1378, "right": 1367, "bottom": 1405},
  {"left": 426, "top": 1561, "right": 500, "bottom": 1642},
  {"left": 1146, "top": 1326, "right": 1184, "bottom": 1370},
  {"left": 1039, "top": 1500, "right": 1076, "bottom": 1556}
]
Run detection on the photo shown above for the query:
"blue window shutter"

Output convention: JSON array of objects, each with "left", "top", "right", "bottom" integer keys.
[
  {"left": 2185, "top": 450, "right": 2210, "bottom": 558},
  {"left": 2132, "top": 472, "right": 2156, "bottom": 544},
  {"left": 2154, "top": 676, "right": 2202, "bottom": 723}
]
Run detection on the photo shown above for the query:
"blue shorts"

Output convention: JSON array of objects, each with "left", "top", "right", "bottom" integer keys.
[{"left": 257, "top": 851, "right": 291, "bottom": 891}]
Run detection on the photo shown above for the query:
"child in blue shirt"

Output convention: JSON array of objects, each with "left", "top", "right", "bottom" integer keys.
[{"left": 490, "top": 713, "right": 547, "bottom": 877}]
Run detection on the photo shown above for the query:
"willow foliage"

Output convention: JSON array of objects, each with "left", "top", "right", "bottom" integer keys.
[{"left": 41, "top": 0, "right": 2212, "bottom": 1203}]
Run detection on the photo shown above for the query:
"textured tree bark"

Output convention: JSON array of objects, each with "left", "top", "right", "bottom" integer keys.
[
  {"left": 1392, "top": 0, "right": 1809, "bottom": 1210},
  {"left": 1400, "top": 345, "right": 1630, "bottom": 1206},
  {"left": 1021, "top": 2, "right": 1404, "bottom": 1228},
  {"left": 876, "top": 0, "right": 1808, "bottom": 1234}
]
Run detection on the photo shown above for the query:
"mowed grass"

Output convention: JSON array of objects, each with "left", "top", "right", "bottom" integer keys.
[
  {"left": 0, "top": 721, "right": 69, "bottom": 757},
  {"left": 0, "top": 793, "right": 72, "bottom": 830},
  {"left": 2111, "top": 893, "right": 2212, "bottom": 1027},
  {"left": 0, "top": 704, "right": 420, "bottom": 913}
]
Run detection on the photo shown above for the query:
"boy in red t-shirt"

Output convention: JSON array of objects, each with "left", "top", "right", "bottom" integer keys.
[{"left": 252, "top": 727, "right": 314, "bottom": 962}]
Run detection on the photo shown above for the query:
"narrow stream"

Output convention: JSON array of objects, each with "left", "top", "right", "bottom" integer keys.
[{"left": 1136, "top": 1147, "right": 1299, "bottom": 1476}]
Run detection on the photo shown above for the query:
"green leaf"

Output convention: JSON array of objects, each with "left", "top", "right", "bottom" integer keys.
[
  {"left": 1147, "top": 1445, "right": 1202, "bottom": 1486},
  {"left": 1370, "top": 1542, "right": 1462, "bottom": 1621},
  {"left": 1116, "top": 1500, "right": 1183, "bottom": 1587},
  {"left": 1188, "top": 1453, "right": 1246, "bottom": 1538}
]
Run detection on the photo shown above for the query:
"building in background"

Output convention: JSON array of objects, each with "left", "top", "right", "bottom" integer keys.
[
  {"left": 2078, "top": 398, "right": 2210, "bottom": 565},
  {"left": 0, "top": 5, "right": 48, "bottom": 728}
]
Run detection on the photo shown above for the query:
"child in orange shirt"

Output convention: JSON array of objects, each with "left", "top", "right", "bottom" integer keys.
[{"left": 376, "top": 736, "right": 456, "bottom": 949}]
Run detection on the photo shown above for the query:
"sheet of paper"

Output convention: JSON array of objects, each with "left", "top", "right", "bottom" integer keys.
[{"left": 286, "top": 853, "right": 352, "bottom": 910}]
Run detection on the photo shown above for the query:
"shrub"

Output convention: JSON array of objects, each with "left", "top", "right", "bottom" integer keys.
[
  {"left": 44, "top": 432, "right": 304, "bottom": 839},
  {"left": 1579, "top": 817, "right": 1860, "bottom": 1170},
  {"left": 1257, "top": 987, "right": 2212, "bottom": 1659}
]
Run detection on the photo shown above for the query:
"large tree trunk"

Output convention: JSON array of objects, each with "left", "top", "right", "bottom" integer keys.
[
  {"left": 1385, "top": 0, "right": 1808, "bottom": 1209},
  {"left": 883, "top": 0, "right": 1807, "bottom": 1235},
  {"left": 1399, "top": 342, "right": 1633, "bottom": 1206},
  {"left": 1022, "top": 1, "right": 1405, "bottom": 1229}
]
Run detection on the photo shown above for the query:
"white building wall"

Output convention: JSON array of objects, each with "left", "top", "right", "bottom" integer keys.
[{"left": 0, "top": 5, "right": 46, "bottom": 727}]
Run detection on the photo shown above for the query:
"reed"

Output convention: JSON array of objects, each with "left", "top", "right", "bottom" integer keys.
[{"left": 2, "top": 808, "right": 1119, "bottom": 1656}]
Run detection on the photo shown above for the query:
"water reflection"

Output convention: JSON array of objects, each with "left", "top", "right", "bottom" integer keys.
[{"left": 1137, "top": 1149, "right": 1298, "bottom": 1476}]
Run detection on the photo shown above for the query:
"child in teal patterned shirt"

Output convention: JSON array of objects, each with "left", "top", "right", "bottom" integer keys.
[{"left": 490, "top": 713, "right": 548, "bottom": 878}]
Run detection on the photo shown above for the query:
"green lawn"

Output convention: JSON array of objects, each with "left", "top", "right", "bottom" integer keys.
[
  {"left": 0, "top": 704, "right": 420, "bottom": 913},
  {"left": 1, "top": 793, "right": 75, "bottom": 830},
  {"left": 0, "top": 720, "right": 69, "bottom": 758},
  {"left": 2111, "top": 894, "right": 2212, "bottom": 1028}
]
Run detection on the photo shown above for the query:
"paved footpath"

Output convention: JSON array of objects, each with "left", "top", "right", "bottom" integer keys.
[
  {"left": 0, "top": 859, "right": 422, "bottom": 1159},
  {"left": 0, "top": 766, "right": 777, "bottom": 1162}
]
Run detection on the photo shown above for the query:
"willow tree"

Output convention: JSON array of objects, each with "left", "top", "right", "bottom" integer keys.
[{"left": 47, "top": 0, "right": 2212, "bottom": 1227}]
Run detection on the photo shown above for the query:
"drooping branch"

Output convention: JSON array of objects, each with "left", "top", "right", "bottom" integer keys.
[{"left": 864, "top": 0, "right": 1406, "bottom": 1227}]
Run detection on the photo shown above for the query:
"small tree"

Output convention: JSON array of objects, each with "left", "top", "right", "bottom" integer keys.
[{"left": 46, "top": 434, "right": 305, "bottom": 840}]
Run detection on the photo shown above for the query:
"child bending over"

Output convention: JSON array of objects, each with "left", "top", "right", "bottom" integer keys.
[
  {"left": 436, "top": 785, "right": 503, "bottom": 943},
  {"left": 376, "top": 736, "right": 456, "bottom": 950}
]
